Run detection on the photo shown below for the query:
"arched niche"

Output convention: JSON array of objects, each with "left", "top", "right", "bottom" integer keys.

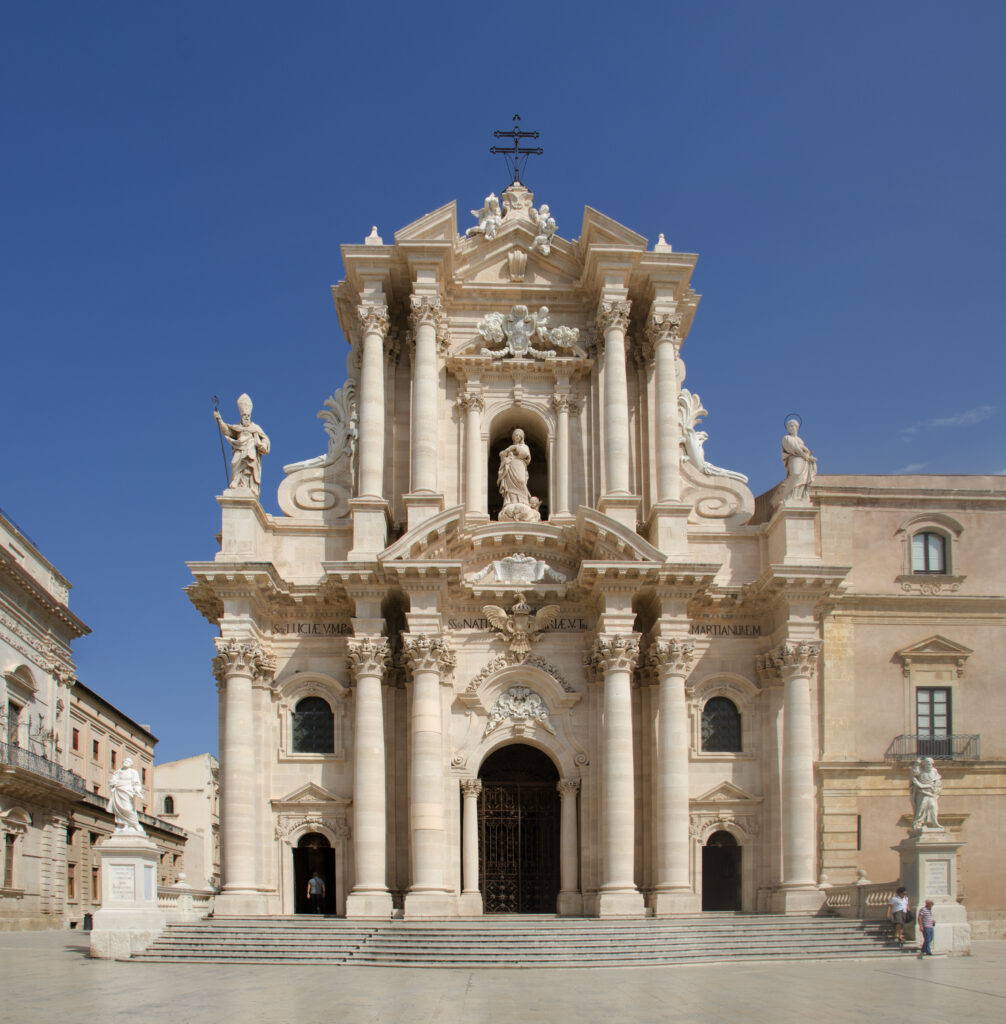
[{"left": 485, "top": 407, "right": 552, "bottom": 522}]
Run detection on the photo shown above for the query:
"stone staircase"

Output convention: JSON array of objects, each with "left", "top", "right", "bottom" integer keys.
[{"left": 133, "top": 914, "right": 910, "bottom": 967}]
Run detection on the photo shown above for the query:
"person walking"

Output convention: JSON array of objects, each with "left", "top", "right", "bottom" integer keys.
[
  {"left": 918, "top": 900, "right": 935, "bottom": 956},
  {"left": 888, "top": 886, "right": 910, "bottom": 944},
  {"left": 307, "top": 871, "right": 326, "bottom": 914}
]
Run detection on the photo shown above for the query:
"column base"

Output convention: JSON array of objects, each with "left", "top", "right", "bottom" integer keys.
[
  {"left": 596, "top": 888, "right": 646, "bottom": 918},
  {"left": 403, "top": 492, "right": 445, "bottom": 533},
  {"left": 349, "top": 496, "right": 390, "bottom": 558},
  {"left": 403, "top": 890, "right": 452, "bottom": 919},
  {"left": 345, "top": 889, "right": 394, "bottom": 919},
  {"left": 650, "top": 888, "right": 700, "bottom": 916},
  {"left": 597, "top": 494, "right": 641, "bottom": 532},
  {"left": 213, "top": 890, "right": 271, "bottom": 917},
  {"left": 557, "top": 891, "right": 583, "bottom": 917},
  {"left": 457, "top": 892, "right": 484, "bottom": 916},
  {"left": 768, "top": 884, "right": 825, "bottom": 915}
]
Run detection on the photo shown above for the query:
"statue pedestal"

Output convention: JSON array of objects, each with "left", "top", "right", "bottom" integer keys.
[
  {"left": 89, "top": 833, "right": 166, "bottom": 959},
  {"left": 895, "top": 830, "right": 970, "bottom": 955}
]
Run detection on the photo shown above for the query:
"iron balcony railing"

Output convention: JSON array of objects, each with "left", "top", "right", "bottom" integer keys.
[
  {"left": 885, "top": 734, "right": 981, "bottom": 761},
  {"left": 0, "top": 740, "right": 91, "bottom": 795}
]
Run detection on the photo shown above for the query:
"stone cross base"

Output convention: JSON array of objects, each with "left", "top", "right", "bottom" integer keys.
[
  {"left": 89, "top": 833, "right": 166, "bottom": 959},
  {"left": 895, "top": 830, "right": 970, "bottom": 955}
]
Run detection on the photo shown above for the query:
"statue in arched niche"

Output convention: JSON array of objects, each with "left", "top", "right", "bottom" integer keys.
[{"left": 496, "top": 429, "right": 541, "bottom": 522}]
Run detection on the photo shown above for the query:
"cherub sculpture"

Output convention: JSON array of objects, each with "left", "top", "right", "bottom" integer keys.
[
  {"left": 530, "top": 203, "right": 557, "bottom": 256},
  {"left": 466, "top": 193, "right": 502, "bottom": 240},
  {"left": 476, "top": 305, "right": 582, "bottom": 360},
  {"left": 483, "top": 593, "right": 560, "bottom": 660}
]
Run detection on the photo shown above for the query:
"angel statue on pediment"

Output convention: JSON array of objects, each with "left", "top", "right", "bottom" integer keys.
[
  {"left": 466, "top": 193, "right": 502, "bottom": 240},
  {"left": 530, "top": 203, "right": 557, "bottom": 256}
]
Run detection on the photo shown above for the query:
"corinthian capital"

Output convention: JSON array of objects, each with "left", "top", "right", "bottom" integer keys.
[
  {"left": 347, "top": 636, "right": 390, "bottom": 680},
  {"left": 357, "top": 303, "right": 390, "bottom": 339},
  {"left": 645, "top": 311, "right": 682, "bottom": 350},
  {"left": 557, "top": 778, "right": 580, "bottom": 798},
  {"left": 590, "top": 634, "right": 640, "bottom": 674},
  {"left": 403, "top": 634, "right": 456, "bottom": 678},
  {"left": 212, "top": 638, "right": 276, "bottom": 684},
  {"left": 456, "top": 387, "right": 485, "bottom": 414},
  {"left": 461, "top": 778, "right": 483, "bottom": 799},
  {"left": 756, "top": 641, "right": 821, "bottom": 683},
  {"left": 409, "top": 295, "right": 447, "bottom": 340},
  {"left": 596, "top": 298, "right": 631, "bottom": 334},
  {"left": 648, "top": 637, "right": 695, "bottom": 677}
]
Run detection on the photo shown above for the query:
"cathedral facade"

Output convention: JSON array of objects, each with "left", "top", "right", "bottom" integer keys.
[{"left": 188, "top": 183, "right": 1006, "bottom": 923}]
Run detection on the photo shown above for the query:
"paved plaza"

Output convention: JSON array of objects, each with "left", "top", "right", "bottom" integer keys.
[{"left": 2, "top": 931, "right": 1005, "bottom": 1024}]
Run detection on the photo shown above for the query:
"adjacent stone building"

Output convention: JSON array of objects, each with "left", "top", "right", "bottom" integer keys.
[
  {"left": 0, "top": 508, "right": 187, "bottom": 930},
  {"left": 154, "top": 753, "right": 220, "bottom": 890},
  {"left": 188, "top": 183, "right": 1006, "bottom": 924}
]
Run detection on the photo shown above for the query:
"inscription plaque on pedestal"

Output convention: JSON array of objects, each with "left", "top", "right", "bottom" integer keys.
[
  {"left": 110, "top": 864, "right": 135, "bottom": 902},
  {"left": 926, "top": 859, "right": 950, "bottom": 897}
]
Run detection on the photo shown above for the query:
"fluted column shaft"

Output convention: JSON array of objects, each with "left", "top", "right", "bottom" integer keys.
[
  {"left": 410, "top": 296, "right": 444, "bottom": 494},
  {"left": 553, "top": 393, "right": 571, "bottom": 515},
  {"left": 459, "top": 389, "right": 485, "bottom": 515},
  {"left": 213, "top": 640, "right": 274, "bottom": 893},
  {"left": 648, "top": 313, "right": 683, "bottom": 503},
  {"left": 650, "top": 639, "right": 694, "bottom": 893},
  {"left": 558, "top": 779, "right": 580, "bottom": 895},
  {"left": 405, "top": 636, "right": 455, "bottom": 893},
  {"left": 594, "top": 635, "right": 640, "bottom": 891},
  {"left": 759, "top": 642, "right": 820, "bottom": 888},
  {"left": 461, "top": 779, "right": 482, "bottom": 895},
  {"left": 598, "top": 300, "right": 632, "bottom": 495},
  {"left": 348, "top": 638, "right": 390, "bottom": 895},
  {"left": 357, "top": 305, "right": 389, "bottom": 498}
]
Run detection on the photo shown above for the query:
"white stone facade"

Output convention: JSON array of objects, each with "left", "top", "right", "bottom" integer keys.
[{"left": 189, "top": 185, "right": 1006, "bottom": 920}]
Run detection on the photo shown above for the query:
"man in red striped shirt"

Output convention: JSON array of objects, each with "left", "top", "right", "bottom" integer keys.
[{"left": 918, "top": 900, "right": 935, "bottom": 956}]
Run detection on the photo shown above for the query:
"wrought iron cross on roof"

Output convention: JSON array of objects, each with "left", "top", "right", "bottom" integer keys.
[{"left": 490, "top": 114, "right": 543, "bottom": 185}]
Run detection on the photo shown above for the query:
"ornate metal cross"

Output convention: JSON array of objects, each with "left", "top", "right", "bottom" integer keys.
[{"left": 490, "top": 114, "right": 543, "bottom": 185}]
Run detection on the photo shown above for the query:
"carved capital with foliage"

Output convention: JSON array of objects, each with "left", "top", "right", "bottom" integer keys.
[
  {"left": 461, "top": 778, "right": 483, "bottom": 799},
  {"left": 596, "top": 298, "right": 631, "bottom": 334},
  {"left": 347, "top": 636, "right": 390, "bottom": 681},
  {"left": 212, "top": 638, "right": 276, "bottom": 684},
  {"left": 409, "top": 294, "right": 447, "bottom": 341},
  {"left": 403, "top": 634, "right": 456, "bottom": 679},
  {"left": 590, "top": 634, "right": 641, "bottom": 675},
  {"left": 357, "top": 303, "right": 390, "bottom": 340},
  {"left": 645, "top": 311, "right": 682, "bottom": 350},
  {"left": 756, "top": 641, "right": 821, "bottom": 683},
  {"left": 557, "top": 778, "right": 581, "bottom": 798},
  {"left": 648, "top": 637, "right": 695, "bottom": 677}
]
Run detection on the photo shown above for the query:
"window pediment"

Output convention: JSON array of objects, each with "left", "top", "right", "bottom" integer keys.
[{"left": 895, "top": 635, "right": 972, "bottom": 677}]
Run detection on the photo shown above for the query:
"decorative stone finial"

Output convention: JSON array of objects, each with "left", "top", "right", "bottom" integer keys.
[
  {"left": 654, "top": 232, "right": 673, "bottom": 252},
  {"left": 365, "top": 225, "right": 383, "bottom": 245}
]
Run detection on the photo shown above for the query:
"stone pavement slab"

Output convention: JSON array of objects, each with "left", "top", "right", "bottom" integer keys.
[{"left": 1, "top": 931, "right": 1005, "bottom": 1024}]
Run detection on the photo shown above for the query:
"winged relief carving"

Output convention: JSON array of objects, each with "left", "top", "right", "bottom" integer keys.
[{"left": 482, "top": 593, "right": 559, "bottom": 660}]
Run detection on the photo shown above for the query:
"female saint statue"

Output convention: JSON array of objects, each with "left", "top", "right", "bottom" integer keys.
[
  {"left": 496, "top": 429, "right": 540, "bottom": 521},
  {"left": 774, "top": 417, "right": 817, "bottom": 506}
]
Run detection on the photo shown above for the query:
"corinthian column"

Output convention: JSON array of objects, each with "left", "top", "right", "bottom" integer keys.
[
  {"left": 346, "top": 637, "right": 392, "bottom": 917},
  {"left": 552, "top": 392, "right": 573, "bottom": 517},
  {"left": 356, "top": 304, "right": 390, "bottom": 499},
  {"left": 457, "top": 387, "right": 486, "bottom": 518},
  {"left": 460, "top": 779, "right": 482, "bottom": 912},
  {"left": 409, "top": 296, "right": 446, "bottom": 496},
  {"left": 597, "top": 299, "right": 632, "bottom": 496},
  {"left": 212, "top": 638, "right": 275, "bottom": 915},
  {"left": 648, "top": 638, "right": 698, "bottom": 914},
  {"left": 646, "top": 312, "right": 683, "bottom": 503},
  {"left": 757, "top": 641, "right": 822, "bottom": 912},
  {"left": 592, "top": 634, "right": 645, "bottom": 917},
  {"left": 403, "top": 634, "right": 455, "bottom": 917}
]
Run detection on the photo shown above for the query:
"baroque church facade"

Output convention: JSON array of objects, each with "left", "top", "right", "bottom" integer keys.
[{"left": 188, "top": 182, "right": 1006, "bottom": 923}]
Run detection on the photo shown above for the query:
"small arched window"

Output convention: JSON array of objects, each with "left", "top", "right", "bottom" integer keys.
[
  {"left": 163, "top": 796, "right": 174, "bottom": 815},
  {"left": 701, "top": 697, "right": 742, "bottom": 752},
  {"left": 911, "top": 532, "right": 946, "bottom": 574},
  {"left": 292, "top": 697, "right": 334, "bottom": 754}
]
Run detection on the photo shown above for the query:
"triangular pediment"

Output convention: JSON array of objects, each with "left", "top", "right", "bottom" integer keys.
[
  {"left": 393, "top": 200, "right": 458, "bottom": 243},
  {"left": 579, "top": 206, "right": 649, "bottom": 250},
  {"left": 693, "top": 781, "right": 762, "bottom": 805},
  {"left": 271, "top": 783, "right": 349, "bottom": 809},
  {"left": 453, "top": 229, "right": 584, "bottom": 293},
  {"left": 895, "top": 635, "right": 973, "bottom": 661}
]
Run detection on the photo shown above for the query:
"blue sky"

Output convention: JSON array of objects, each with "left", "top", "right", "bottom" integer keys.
[{"left": 3, "top": 1, "right": 1003, "bottom": 762}]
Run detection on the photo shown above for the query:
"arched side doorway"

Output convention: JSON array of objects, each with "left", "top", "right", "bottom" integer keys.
[
  {"left": 293, "top": 832, "right": 336, "bottom": 915},
  {"left": 702, "top": 830, "right": 741, "bottom": 911},
  {"left": 478, "top": 744, "right": 560, "bottom": 913}
]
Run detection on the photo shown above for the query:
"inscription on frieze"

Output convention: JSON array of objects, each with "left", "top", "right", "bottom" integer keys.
[
  {"left": 448, "top": 616, "right": 589, "bottom": 632},
  {"left": 272, "top": 622, "right": 352, "bottom": 637},
  {"left": 689, "top": 622, "right": 762, "bottom": 638}
]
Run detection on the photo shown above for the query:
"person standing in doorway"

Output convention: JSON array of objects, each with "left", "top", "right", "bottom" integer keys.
[
  {"left": 307, "top": 871, "right": 326, "bottom": 914},
  {"left": 888, "top": 886, "right": 910, "bottom": 944},
  {"left": 918, "top": 900, "right": 935, "bottom": 956}
]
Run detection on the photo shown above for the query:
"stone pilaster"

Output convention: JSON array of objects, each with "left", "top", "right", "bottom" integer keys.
[
  {"left": 406, "top": 295, "right": 446, "bottom": 530},
  {"left": 345, "top": 636, "right": 393, "bottom": 918},
  {"left": 460, "top": 778, "right": 483, "bottom": 914},
  {"left": 212, "top": 638, "right": 275, "bottom": 915},
  {"left": 457, "top": 387, "right": 486, "bottom": 520},
  {"left": 648, "top": 637, "right": 699, "bottom": 915},
  {"left": 557, "top": 778, "right": 582, "bottom": 915},
  {"left": 646, "top": 311, "right": 683, "bottom": 503},
  {"left": 552, "top": 392, "right": 576, "bottom": 518},
  {"left": 757, "top": 641, "right": 823, "bottom": 913},
  {"left": 591, "top": 634, "right": 645, "bottom": 917},
  {"left": 356, "top": 304, "right": 390, "bottom": 499},
  {"left": 597, "top": 299, "right": 631, "bottom": 496},
  {"left": 403, "top": 634, "right": 455, "bottom": 917}
]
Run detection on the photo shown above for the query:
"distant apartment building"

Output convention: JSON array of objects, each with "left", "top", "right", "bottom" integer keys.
[{"left": 154, "top": 753, "right": 220, "bottom": 889}]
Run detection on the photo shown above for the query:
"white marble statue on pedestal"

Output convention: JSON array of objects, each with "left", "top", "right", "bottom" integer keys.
[
  {"left": 215, "top": 393, "right": 270, "bottom": 497},
  {"left": 773, "top": 417, "right": 817, "bottom": 508},
  {"left": 496, "top": 429, "right": 541, "bottom": 522},
  {"left": 911, "top": 757, "right": 944, "bottom": 830},
  {"left": 109, "top": 757, "right": 146, "bottom": 836}
]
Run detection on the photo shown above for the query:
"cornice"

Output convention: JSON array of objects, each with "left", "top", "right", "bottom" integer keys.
[{"left": 0, "top": 549, "right": 90, "bottom": 638}]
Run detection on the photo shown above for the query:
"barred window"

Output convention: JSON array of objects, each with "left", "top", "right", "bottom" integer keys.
[
  {"left": 163, "top": 796, "right": 175, "bottom": 815},
  {"left": 701, "top": 697, "right": 742, "bottom": 752},
  {"left": 292, "top": 697, "right": 334, "bottom": 754}
]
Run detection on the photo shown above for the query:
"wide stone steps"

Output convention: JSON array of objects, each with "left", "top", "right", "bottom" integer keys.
[{"left": 133, "top": 915, "right": 909, "bottom": 968}]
